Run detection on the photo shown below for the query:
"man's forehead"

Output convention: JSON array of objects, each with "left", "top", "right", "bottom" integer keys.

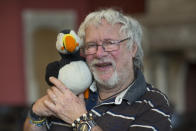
[{"left": 85, "top": 23, "right": 124, "bottom": 42}]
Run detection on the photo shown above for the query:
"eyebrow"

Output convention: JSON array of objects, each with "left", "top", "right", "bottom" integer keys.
[{"left": 86, "top": 38, "right": 117, "bottom": 43}]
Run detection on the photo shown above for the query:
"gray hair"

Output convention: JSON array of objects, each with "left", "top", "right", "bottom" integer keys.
[{"left": 78, "top": 8, "right": 144, "bottom": 70}]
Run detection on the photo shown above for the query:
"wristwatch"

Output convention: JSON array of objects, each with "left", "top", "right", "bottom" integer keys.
[{"left": 77, "top": 120, "right": 97, "bottom": 131}]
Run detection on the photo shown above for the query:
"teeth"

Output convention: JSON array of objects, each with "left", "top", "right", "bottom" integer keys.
[{"left": 96, "top": 63, "right": 112, "bottom": 67}]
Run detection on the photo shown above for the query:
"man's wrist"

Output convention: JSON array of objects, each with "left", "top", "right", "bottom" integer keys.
[
  {"left": 28, "top": 103, "right": 46, "bottom": 127},
  {"left": 72, "top": 111, "right": 97, "bottom": 131}
]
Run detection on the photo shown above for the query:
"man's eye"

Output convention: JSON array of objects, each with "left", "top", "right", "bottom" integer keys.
[
  {"left": 86, "top": 44, "right": 96, "bottom": 48},
  {"left": 104, "top": 41, "right": 115, "bottom": 45}
]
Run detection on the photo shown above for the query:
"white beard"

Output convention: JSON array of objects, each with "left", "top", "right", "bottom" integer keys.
[
  {"left": 89, "top": 58, "right": 119, "bottom": 88},
  {"left": 93, "top": 70, "right": 119, "bottom": 88}
]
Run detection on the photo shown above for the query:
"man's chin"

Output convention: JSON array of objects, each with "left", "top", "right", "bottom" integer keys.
[
  {"left": 93, "top": 71, "right": 112, "bottom": 81},
  {"left": 93, "top": 71, "right": 119, "bottom": 87}
]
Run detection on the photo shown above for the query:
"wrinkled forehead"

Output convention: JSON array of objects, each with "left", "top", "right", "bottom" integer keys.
[
  {"left": 85, "top": 18, "right": 125, "bottom": 37},
  {"left": 84, "top": 21, "right": 125, "bottom": 44}
]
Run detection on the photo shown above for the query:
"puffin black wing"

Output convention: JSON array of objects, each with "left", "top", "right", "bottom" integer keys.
[{"left": 45, "top": 61, "right": 61, "bottom": 86}]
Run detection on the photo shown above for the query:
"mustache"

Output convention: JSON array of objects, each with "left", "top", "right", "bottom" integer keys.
[{"left": 89, "top": 58, "right": 116, "bottom": 68}]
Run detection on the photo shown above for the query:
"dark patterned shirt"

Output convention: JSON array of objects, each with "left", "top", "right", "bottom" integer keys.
[{"left": 47, "top": 69, "right": 172, "bottom": 131}]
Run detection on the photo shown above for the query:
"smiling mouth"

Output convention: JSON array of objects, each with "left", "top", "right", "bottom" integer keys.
[{"left": 94, "top": 62, "right": 113, "bottom": 68}]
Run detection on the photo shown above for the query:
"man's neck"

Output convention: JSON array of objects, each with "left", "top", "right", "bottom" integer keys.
[{"left": 97, "top": 73, "right": 135, "bottom": 101}]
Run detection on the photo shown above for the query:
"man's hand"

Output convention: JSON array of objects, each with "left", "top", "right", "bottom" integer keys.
[
  {"left": 32, "top": 95, "right": 56, "bottom": 117},
  {"left": 23, "top": 95, "right": 54, "bottom": 131},
  {"left": 44, "top": 77, "right": 87, "bottom": 124}
]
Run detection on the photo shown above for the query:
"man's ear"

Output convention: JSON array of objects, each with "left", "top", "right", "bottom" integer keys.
[{"left": 131, "top": 43, "right": 138, "bottom": 58}]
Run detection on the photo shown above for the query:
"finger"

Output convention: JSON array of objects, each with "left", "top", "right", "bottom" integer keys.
[
  {"left": 47, "top": 88, "right": 57, "bottom": 104},
  {"left": 51, "top": 86, "right": 62, "bottom": 97},
  {"left": 78, "top": 93, "right": 84, "bottom": 100},
  {"left": 44, "top": 100, "right": 56, "bottom": 113},
  {"left": 49, "top": 77, "right": 68, "bottom": 93},
  {"left": 78, "top": 93, "right": 85, "bottom": 105}
]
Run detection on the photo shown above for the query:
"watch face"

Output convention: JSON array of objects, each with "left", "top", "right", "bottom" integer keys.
[{"left": 78, "top": 123, "right": 89, "bottom": 131}]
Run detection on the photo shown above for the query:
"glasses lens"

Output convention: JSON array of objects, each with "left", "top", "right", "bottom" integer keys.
[
  {"left": 85, "top": 44, "right": 97, "bottom": 55},
  {"left": 103, "top": 41, "right": 119, "bottom": 52},
  {"left": 84, "top": 37, "right": 130, "bottom": 55}
]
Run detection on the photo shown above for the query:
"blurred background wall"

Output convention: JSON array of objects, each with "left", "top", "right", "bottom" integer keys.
[
  {"left": 0, "top": 0, "right": 195, "bottom": 130},
  {"left": 136, "top": 1, "right": 196, "bottom": 130}
]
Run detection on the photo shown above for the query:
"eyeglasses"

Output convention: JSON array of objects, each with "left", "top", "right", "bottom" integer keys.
[{"left": 84, "top": 37, "right": 131, "bottom": 55}]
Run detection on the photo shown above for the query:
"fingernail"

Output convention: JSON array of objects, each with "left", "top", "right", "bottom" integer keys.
[{"left": 49, "top": 77, "right": 54, "bottom": 80}]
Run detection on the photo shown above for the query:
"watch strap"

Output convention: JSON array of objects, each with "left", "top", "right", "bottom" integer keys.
[
  {"left": 87, "top": 119, "right": 97, "bottom": 129},
  {"left": 72, "top": 112, "right": 97, "bottom": 131}
]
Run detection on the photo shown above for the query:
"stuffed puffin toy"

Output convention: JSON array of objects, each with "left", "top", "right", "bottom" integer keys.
[{"left": 45, "top": 29, "right": 92, "bottom": 98}]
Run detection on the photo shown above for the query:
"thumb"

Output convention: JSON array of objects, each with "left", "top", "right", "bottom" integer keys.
[{"left": 78, "top": 93, "right": 84, "bottom": 100}]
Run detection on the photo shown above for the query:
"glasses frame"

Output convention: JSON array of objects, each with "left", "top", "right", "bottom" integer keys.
[{"left": 83, "top": 37, "right": 131, "bottom": 55}]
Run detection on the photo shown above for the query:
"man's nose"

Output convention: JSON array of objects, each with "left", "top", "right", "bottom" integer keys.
[{"left": 95, "top": 45, "right": 107, "bottom": 58}]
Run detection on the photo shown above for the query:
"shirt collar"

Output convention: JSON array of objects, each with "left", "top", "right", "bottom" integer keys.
[
  {"left": 89, "top": 81, "right": 97, "bottom": 92},
  {"left": 123, "top": 69, "right": 147, "bottom": 105},
  {"left": 114, "top": 81, "right": 135, "bottom": 105}
]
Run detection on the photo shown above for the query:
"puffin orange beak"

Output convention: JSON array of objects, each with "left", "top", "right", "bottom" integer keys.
[{"left": 63, "top": 34, "right": 79, "bottom": 53}]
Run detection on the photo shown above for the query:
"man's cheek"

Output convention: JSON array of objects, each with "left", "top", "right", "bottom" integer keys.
[{"left": 86, "top": 56, "right": 94, "bottom": 64}]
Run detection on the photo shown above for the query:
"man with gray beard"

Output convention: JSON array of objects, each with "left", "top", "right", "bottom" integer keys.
[{"left": 24, "top": 8, "right": 172, "bottom": 131}]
